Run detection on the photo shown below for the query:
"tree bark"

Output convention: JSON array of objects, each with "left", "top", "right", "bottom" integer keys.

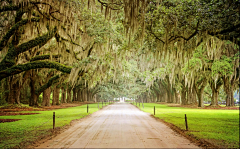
[
  {"left": 3, "top": 78, "right": 9, "bottom": 103},
  {"left": 195, "top": 78, "right": 208, "bottom": 107},
  {"left": 61, "top": 87, "right": 66, "bottom": 103},
  {"left": 55, "top": 86, "right": 60, "bottom": 105},
  {"left": 8, "top": 76, "right": 14, "bottom": 104},
  {"left": 196, "top": 90, "right": 204, "bottom": 107},
  {"left": 77, "top": 89, "right": 81, "bottom": 101},
  {"left": 181, "top": 88, "right": 187, "bottom": 105},
  {"left": 52, "top": 86, "right": 60, "bottom": 105},
  {"left": 67, "top": 87, "right": 72, "bottom": 103},
  {"left": 175, "top": 92, "right": 180, "bottom": 104},
  {"left": 209, "top": 79, "right": 222, "bottom": 106},
  {"left": 30, "top": 71, "right": 38, "bottom": 106},
  {"left": 187, "top": 87, "right": 197, "bottom": 105},
  {"left": 42, "top": 87, "right": 51, "bottom": 106},
  {"left": 12, "top": 82, "right": 21, "bottom": 104},
  {"left": 223, "top": 77, "right": 235, "bottom": 106},
  {"left": 72, "top": 88, "right": 77, "bottom": 101}
]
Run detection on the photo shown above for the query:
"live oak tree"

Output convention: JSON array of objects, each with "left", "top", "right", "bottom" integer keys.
[{"left": 0, "top": 0, "right": 89, "bottom": 105}]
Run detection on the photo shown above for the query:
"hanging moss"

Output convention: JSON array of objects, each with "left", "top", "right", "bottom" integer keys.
[
  {"left": 0, "top": 27, "right": 56, "bottom": 71},
  {"left": 16, "top": 27, "right": 57, "bottom": 55},
  {"left": 0, "top": 17, "right": 40, "bottom": 52},
  {"left": 30, "top": 54, "right": 61, "bottom": 62},
  {"left": 0, "top": 43, "right": 16, "bottom": 71}
]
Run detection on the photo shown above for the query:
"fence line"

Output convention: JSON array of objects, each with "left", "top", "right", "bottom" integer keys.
[{"left": 2, "top": 102, "right": 113, "bottom": 148}]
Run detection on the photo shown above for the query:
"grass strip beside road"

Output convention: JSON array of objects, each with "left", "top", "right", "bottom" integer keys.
[
  {"left": 134, "top": 103, "right": 239, "bottom": 148},
  {"left": 0, "top": 103, "right": 107, "bottom": 148}
]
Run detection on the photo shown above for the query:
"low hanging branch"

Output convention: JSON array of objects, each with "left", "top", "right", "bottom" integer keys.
[
  {"left": 0, "top": 27, "right": 57, "bottom": 71},
  {"left": 0, "top": 61, "right": 72, "bottom": 80}
]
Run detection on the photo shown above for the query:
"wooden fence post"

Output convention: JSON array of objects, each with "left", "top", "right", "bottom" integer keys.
[
  {"left": 154, "top": 106, "right": 155, "bottom": 115},
  {"left": 87, "top": 104, "right": 89, "bottom": 113},
  {"left": 185, "top": 114, "right": 188, "bottom": 131},
  {"left": 53, "top": 112, "right": 55, "bottom": 130}
]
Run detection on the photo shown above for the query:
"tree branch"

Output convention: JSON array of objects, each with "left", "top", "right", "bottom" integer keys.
[
  {"left": 30, "top": 54, "right": 61, "bottom": 62},
  {"left": 0, "top": 17, "right": 40, "bottom": 52},
  {"left": 0, "top": 5, "right": 19, "bottom": 12},
  {"left": 0, "top": 60, "right": 72, "bottom": 80},
  {"left": 208, "top": 23, "right": 240, "bottom": 36},
  {"left": 35, "top": 74, "right": 61, "bottom": 95},
  {"left": 148, "top": 30, "right": 165, "bottom": 44},
  {"left": 16, "top": 27, "right": 57, "bottom": 55},
  {"left": 0, "top": 27, "right": 57, "bottom": 71}
]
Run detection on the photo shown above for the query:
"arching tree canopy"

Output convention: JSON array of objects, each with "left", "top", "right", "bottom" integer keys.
[{"left": 0, "top": 0, "right": 239, "bottom": 107}]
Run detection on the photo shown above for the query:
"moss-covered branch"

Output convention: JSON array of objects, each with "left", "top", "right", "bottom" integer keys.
[
  {"left": 16, "top": 27, "right": 57, "bottom": 55},
  {"left": 0, "top": 18, "right": 40, "bottom": 52},
  {"left": 0, "top": 60, "right": 72, "bottom": 80},
  {"left": 0, "top": 5, "right": 19, "bottom": 12},
  {"left": 30, "top": 54, "right": 61, "bottom": 62},
  {"left": 35, "top": 74, "right": 60, "bottom": 95},
  {"left": 0, "top": 27, "right": 57, "bottom": 71}
]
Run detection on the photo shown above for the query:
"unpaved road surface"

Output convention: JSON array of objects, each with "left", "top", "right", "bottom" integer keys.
[{"left": 37, "top": 103, "right": 199, "bottom": 148}]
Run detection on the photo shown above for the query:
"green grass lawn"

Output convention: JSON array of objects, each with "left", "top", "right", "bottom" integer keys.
[
  {"left": 134, "top": 102, "right": 239, "bottom": 148},
  {"left": 0, "top": 103, "right": 107, "bottom": 148}
]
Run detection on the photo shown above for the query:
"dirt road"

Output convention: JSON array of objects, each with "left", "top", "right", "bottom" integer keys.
[{"left": 37, "top": 103, "right": 199, "bottom": 148}]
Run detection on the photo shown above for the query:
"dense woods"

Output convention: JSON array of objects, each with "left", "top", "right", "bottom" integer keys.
[{"left": 0, "top": 0, "right": 239, "bottom": 107}]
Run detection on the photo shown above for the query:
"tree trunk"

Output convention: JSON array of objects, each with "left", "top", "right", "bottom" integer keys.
[
  {"left": 181, "top": 88, "right": 187, "bottom": 105},
  {"left": 88, "top": 90, "right": 93, "bottom": 102},
  {"left": 52, "top": 86, "right": 60, "bottom": 105},
  {"left": 3, "top": 78, "right": 9, "bottom": 103},
  {"left": 30, "top": 74, "right": 37, "bottom": 106},
  {"left": 77, "top": 89, "right": 81, "bottom": 101},
  {"left": 163, "top": 92, "right": 168, "bottom": 102},
  {"left": 14, "top": 82, "right": 21, "bottom": 104},
  {"left": 175, "top": 92, "right": 180, "bottom": 104},
  {"left": 192, "top": 86, "right": 197, "bottom": 105},
  {"left": 211, "top": 89, "right": 219, "bottom": 106},
  {"left": 61, "top": 87, "right": 66, "bottom": 103},
  {"left": 80, "top": 90, "right": 84, "bottom": 102},
  {"left": 209, "top": 79, "right": 222, "bottom": 106},
  {"left": 67, "top": 87, "right": 72, "bottom": 103},
  {"left": 195, "top": 78, "right": 208, "bottom": 107},
  {"left": 223, "top": 77, "right": 235, "bottom": 106},
  {"left": 181, "top": 78, "right": 188, "bottom": 105},
  {"left": 55, "top": 87, "right": 60, "bottom": 105},
  {"left": 8, "top": 76, "right": 15, "bottom": 104},
  {"left": 156, "top": 93, "right": 160, "bottom": 102},
  {"left": 187, "top": 87, "right": 197, "bottom": 105},
  {"left": 83, "top": 89, "right": 87, "bottom": 102},
  {"left": 197, "top": 91, "right": 204, "bottom": 107},
  {"left": 42, "top": 87, "right": 51, "bottom": 106},
  {"left": 73, "top": 88, "right": 77, "bottom": 101},
  {"left": 167, "top": 90, "right": 172, "bottom": 103}
]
